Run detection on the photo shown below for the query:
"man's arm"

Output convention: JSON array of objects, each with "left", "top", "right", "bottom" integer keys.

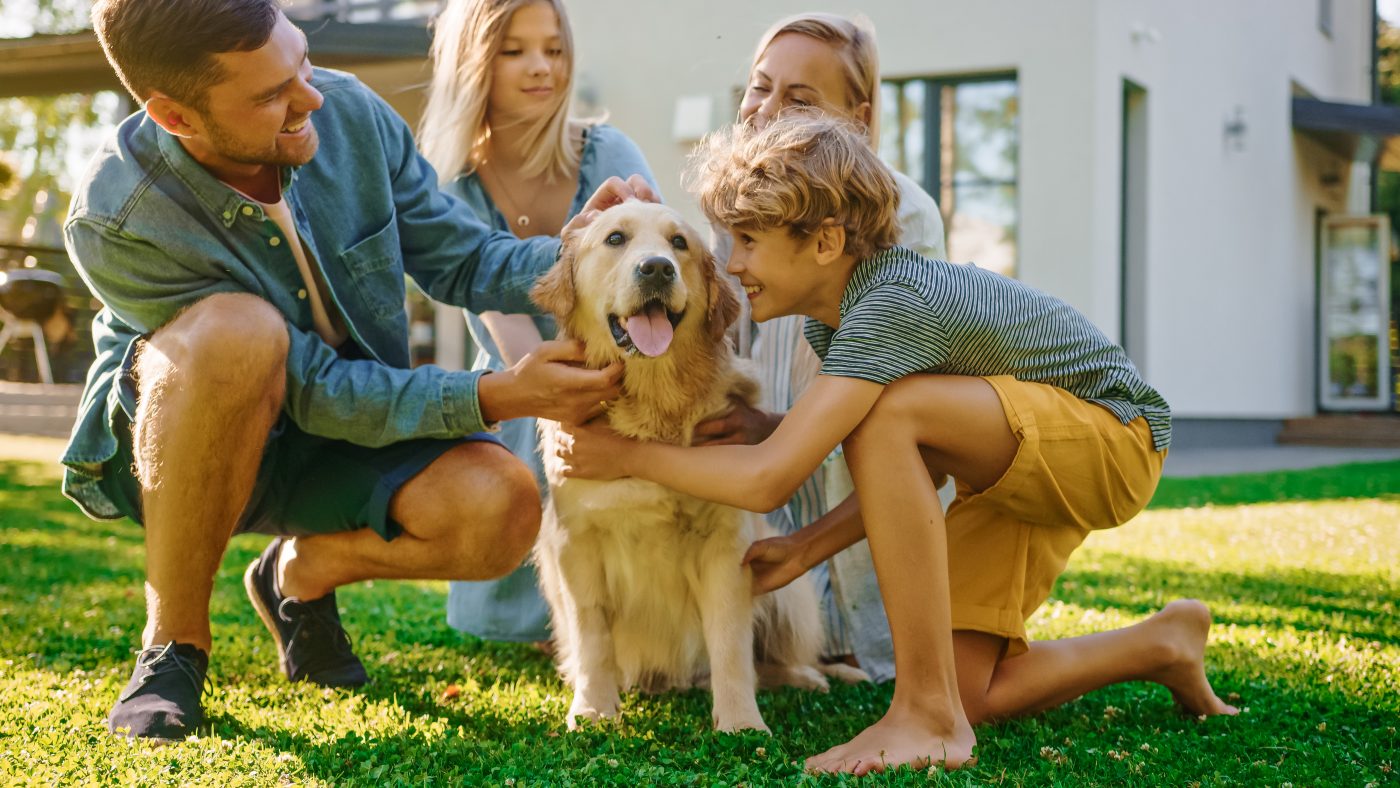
[
  {"left": 559, "top": 374, "right": 883, "bottom": 512},
  {"left": 378, "top": 104, "right": 656, "bottom": 314},
  {"left": 67, "top": 221, "right": 616, "bottom": 445}
]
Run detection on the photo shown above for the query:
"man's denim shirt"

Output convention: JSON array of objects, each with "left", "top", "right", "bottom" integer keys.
[{"left": 61, "top": 68, "right": 559, "bottom": 519}]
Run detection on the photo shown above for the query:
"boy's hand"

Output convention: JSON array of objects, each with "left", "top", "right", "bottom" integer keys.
[
  {"left": 555, "top": 421, "right": 636, "bottom": 481},
  {"left": 693, "top": 399, "right": 781, "bottom": 446},
  {"left": 478, "top": 339, "right": 622, "bottom": 425},
  {"left": 742, "top": 534, "right": 810, "bottom": 595}
]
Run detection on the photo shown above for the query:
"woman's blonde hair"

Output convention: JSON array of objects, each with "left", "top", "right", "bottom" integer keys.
[
  {"left": 418, "top": 0, "right": 579, "bottom": 184},
  {"left": 688, "top": 114, "right": 899, "bottom": 261},
  {"left": 749, "top": 12, "right": 881, "bottom": 144}
]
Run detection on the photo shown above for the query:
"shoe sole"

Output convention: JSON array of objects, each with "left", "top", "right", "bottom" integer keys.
[{"left": 243, "top": 558, "right": 293, "bottom": 681}]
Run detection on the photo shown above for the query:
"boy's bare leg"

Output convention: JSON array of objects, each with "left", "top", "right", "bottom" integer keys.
[
  {"left": 805, "top": 375, "right": 1016, "bottom": 775},
  {"left": 954, "top": 600, "right": 1239, "bottom": 725}
]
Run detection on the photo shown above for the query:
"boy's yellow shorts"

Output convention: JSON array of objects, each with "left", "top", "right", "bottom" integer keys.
[{"left": 946, "top": 375, "right": 1165, "bottom": 658}]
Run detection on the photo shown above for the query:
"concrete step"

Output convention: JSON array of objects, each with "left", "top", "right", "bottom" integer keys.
[
  {"left": 1278, "top": 414, "right": 1400, "bottom": 448},
  {"left": 0, "top": 382, "right": 81, "bottom": 439}
]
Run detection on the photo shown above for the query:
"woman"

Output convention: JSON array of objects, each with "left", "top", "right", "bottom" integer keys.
[
  {"left": 418, "top": 0, "right": 658, "bottom": 644},
  {"left": 696, "top": 13, "right": 947, "bottom": 682}
]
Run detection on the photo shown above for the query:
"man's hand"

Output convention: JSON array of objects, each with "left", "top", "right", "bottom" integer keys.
[
  {"left": 742, "top": 534, "right": 811, "bottom": 595},
  {"left": 478, "top": 339, "right": 622, "bottom": 425},
  {"left": 554, "top": 421, "right": 636, "bottom": 481},
  {"left": 693, "top": 399, "right": 782, "bottom": 446},
  {"left": 559, "top": 175, "right": 662, "bottom": 241}
]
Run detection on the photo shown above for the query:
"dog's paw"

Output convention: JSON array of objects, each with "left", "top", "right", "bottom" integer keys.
[
  {"left": 818, "top": 662, "right": 872, "bottom": 685},
  {"left": 765, "top": 664, "right": 830, "bottom": 692},
  {"left": 566, "top": 697, "right": 620, "bottom": 730},
  {"left": 714, "top": 714, "right": 771, "bottom": 735}
]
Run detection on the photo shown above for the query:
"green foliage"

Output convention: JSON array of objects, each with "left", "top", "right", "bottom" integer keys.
[
  {"left": 1, "top": 0, "right": 124, "bottom": 246},
  {"left": 0, "top": 457, "right": 1396, "bottom": 786},
  {"left": 0, "top": 93, "right": 108, "bottom": 244}
]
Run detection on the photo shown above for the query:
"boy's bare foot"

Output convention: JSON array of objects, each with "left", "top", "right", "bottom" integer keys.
[
  {"left": 805, "top": 707, "right": 977, "bottom": 776},
  {"left": 1143, "top": 599, "right": 1239, "bottom": 717}
]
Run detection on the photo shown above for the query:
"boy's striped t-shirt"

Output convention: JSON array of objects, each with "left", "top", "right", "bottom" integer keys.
[{"left": 803, "top": 246, "right": 1172, "bottom": 450}]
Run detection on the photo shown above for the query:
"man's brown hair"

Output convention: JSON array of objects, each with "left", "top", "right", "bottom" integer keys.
[
  {"left": 688, "top": 114, "right": 900, "bottom": 261},
  {"left": 91, "top": 0, "right": 282, "bottom": 111}
]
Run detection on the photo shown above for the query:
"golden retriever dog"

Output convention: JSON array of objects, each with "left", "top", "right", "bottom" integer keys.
[{"left": 531, "top": 201, "right": 864, "bottom": 733}]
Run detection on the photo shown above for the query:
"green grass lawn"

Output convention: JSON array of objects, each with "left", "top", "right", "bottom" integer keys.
[{"left": 0, "top": 455, "right": 1396, "bottom": 786}]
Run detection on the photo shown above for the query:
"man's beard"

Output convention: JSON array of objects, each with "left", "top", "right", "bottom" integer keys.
[{"left": 204, "top": 115, "right": 319, "bottom": 168}]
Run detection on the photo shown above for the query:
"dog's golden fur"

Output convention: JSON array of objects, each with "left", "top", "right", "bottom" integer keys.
[{"left": 532, "top": 201, "right": 859, "bottom": 732}]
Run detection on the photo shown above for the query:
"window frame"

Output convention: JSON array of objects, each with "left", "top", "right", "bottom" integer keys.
[{"left": 880, "top": 71, "right": 1020, "bottom": 273}]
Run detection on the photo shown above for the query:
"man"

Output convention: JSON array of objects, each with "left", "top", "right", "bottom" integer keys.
[{"left": 64, "top": 0, "right": 649, "bottom": 742}]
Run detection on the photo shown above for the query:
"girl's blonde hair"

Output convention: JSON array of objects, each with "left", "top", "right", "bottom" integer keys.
[
  {"left": 749, "top": 12, "right": 881, "bottom": 144},
  {"left": 419, "top": 0, "right": 579, "bottom": 184}
]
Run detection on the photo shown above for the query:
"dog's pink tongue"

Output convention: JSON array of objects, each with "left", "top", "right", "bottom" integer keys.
[{"left": 625, "top": 304, "right": 674, "bottom": 357}]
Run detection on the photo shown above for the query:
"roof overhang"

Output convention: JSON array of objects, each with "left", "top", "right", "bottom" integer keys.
[
  {"left": 1292, "top": 97, "right": 1400, "bottom": 171},
  {"left": 0, "top": 20, "right": 429, "bottom": 99}
]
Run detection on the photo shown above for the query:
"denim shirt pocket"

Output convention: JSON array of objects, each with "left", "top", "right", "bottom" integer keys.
[{"left": 341, "top": 218, "right": 405, "bottom": 320}]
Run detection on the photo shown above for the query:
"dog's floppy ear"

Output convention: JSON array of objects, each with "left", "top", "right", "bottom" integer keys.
[
  {"left": 530, "top": 235, "right": 578, "bottom": 322},
  {"left": 702, "top": 245, "right": 741, "bottom": 343}
]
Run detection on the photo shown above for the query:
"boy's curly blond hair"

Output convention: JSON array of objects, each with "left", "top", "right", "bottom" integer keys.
[{"left": 686, "top": 114, "right": 900, "bottom": 260}]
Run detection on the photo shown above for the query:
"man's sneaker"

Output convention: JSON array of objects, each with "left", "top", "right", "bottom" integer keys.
[
  {"left": 108, "top": 641, "right": 209, "bottom": 742},
  {"left": 243, "top": 538, "right": 369, "bottom": 688}
]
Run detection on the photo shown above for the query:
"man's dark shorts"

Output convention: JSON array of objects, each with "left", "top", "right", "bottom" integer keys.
[{"left": 98, "top": 343, "right": 503, "bottom": 541}]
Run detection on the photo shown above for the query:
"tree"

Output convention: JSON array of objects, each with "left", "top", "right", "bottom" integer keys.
[{"left": 0, "top": 0, "right": 111, "bottom": 248}]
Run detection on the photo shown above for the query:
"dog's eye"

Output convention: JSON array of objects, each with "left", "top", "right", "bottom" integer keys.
[
  {"left": 670, "top": 234, "right": 688, "bottom": 251},
  {"left": 606, "top": 231, "right": 626, "bottom": 246}
]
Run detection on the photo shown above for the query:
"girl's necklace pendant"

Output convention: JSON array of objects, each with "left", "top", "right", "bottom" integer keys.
[{"left": 517, "top": 215, "right": 530, "bottom": 228}]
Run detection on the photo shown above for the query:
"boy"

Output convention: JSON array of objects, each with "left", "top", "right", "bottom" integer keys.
[{"left": 557, "top": 115, "right": 1237, "bottom": 774}]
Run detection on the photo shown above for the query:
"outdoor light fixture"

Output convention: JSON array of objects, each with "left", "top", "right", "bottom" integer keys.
[
  {"left": 1129, "top": 23, "right": 1161, "bottom": 45},
  {"left": 1223, "top": 106, "right": 1247, "bottom": 152}
]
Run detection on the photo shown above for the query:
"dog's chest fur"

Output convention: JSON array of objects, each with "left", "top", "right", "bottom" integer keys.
[{"left": 537, "top": 355, "right": 761, "bottom": 687}]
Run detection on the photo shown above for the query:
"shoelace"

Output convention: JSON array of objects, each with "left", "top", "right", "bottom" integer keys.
[
  {"left": 278, "top": 597, "right": 357, "bottom": 671},
  {"left": 119, "top": 642, "right": 210, "bottom": 702}
]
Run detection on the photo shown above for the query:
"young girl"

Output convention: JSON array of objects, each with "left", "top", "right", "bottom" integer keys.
[
  {"left": 695, "top": 13, "right": 946, "bottom": 680},
  {"left": 559, "top": 116, "right": 1236, "bottom": 774},
  {"left": 417, "top": 0, "right": 658, "bottom": 644}
]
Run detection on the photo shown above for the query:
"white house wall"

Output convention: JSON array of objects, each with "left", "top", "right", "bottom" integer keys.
[{"left": 557, "top": 1, "right": 1375, "bottom": 419}]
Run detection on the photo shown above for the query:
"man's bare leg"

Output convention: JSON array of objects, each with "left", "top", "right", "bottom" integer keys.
[
  {"left": 135, "top": 293, "right": 542, "bottom": 650},
  {"left": 804, "top": 375, "right": 1016, "bottom": 775},
  {"left": 276, "top": 440, "right": 542, "bottom": 601},
  {"left": 954, "top": 601, "right": 1239, "bottom": 726},
  {"left": 136, "top": 293, "right": 288, "bottom": 653}
]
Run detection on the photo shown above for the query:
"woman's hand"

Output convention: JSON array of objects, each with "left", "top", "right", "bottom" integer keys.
[
  {"left": 555, "top": 421, "right": 638, "bottom": 481},
  {"left": 742, "top": 533, "right": 811, "bottom": 595},
  {"left": 693, "top": 399, "right": 782, "bottom": 446}
]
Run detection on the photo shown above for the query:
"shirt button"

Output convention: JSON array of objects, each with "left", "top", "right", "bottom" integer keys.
[
  {"left": 297, "top": 288, "right": 308, "bottom": 300},
  {"left": 241, "top": 206, "right": 255, "bottom": 216},
  {"left": 269, "top": 236, "right": 281, "bottom": 247}
]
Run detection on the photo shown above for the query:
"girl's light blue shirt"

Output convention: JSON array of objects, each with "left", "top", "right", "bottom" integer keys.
[{"left": 444, "top": 124, "right": 657, "bottom": 641}]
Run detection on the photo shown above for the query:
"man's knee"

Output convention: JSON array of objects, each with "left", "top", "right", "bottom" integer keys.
[
  {"left": 140, "top": 293, "right": 288, "bottom": 399},
  {"left": 414, "top": 442, "right": 542, "bottom": 578},
  {"left": 472, "top": 449, "right": 541, "bottom": 577}
]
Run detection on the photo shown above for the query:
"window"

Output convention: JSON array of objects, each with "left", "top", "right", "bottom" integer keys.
[{"left": 879, "top": 75, "right": 1020, "bottom": 278}]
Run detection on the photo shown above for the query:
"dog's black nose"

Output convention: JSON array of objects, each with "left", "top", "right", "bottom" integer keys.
[{"left": 637, "top": 256, "right": 676, "bottom": 287}]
